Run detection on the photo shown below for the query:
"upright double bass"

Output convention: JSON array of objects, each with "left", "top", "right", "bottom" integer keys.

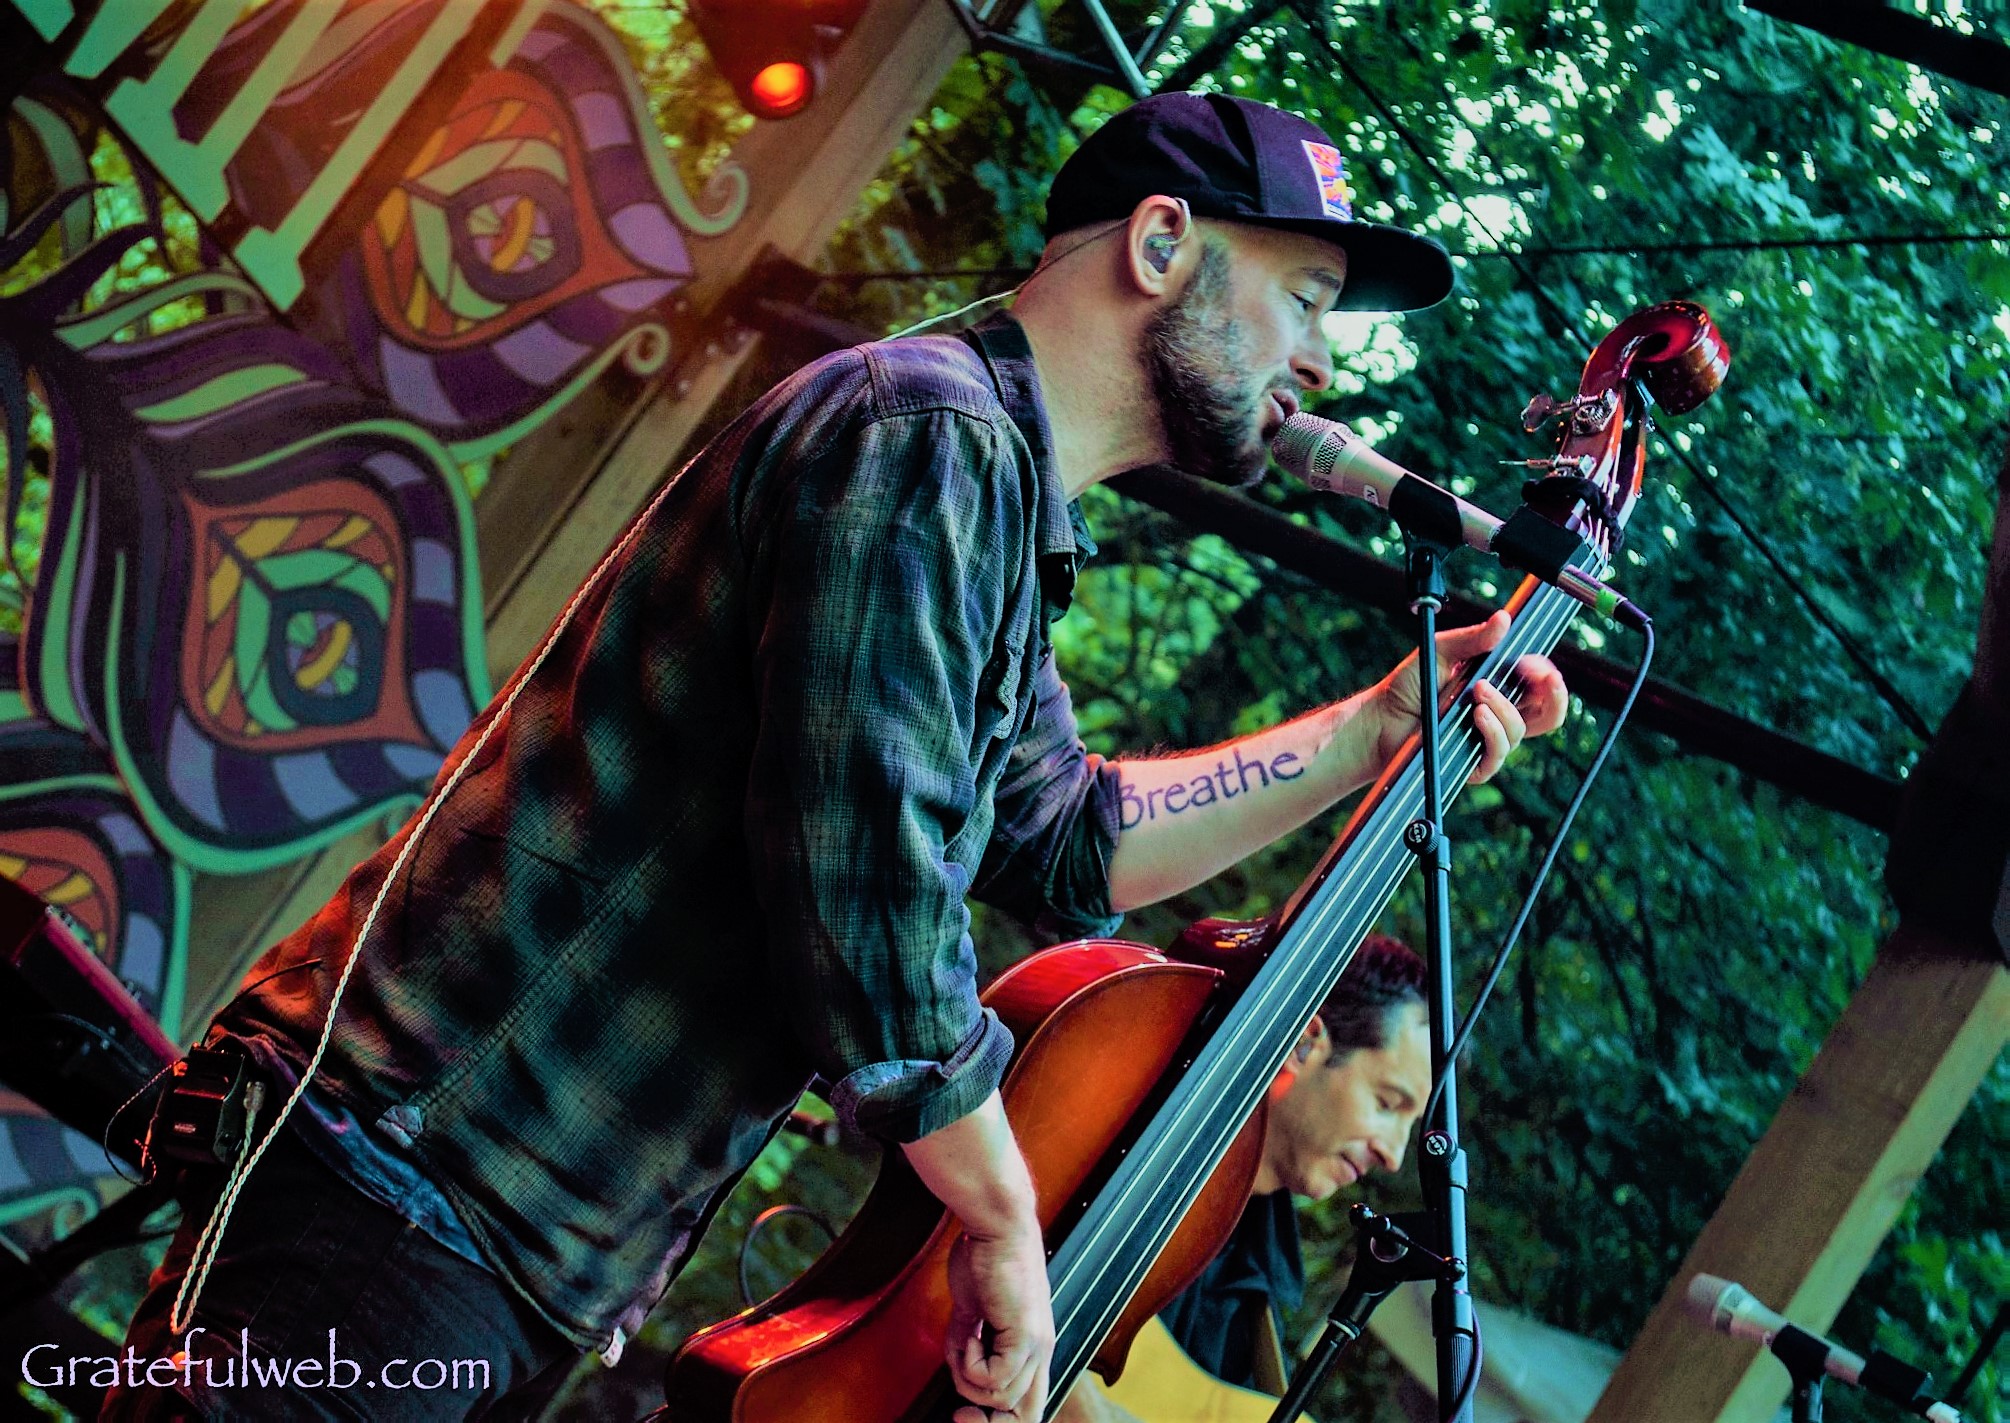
[{"left": 665, "top": 301, "right": 1728, "bottom": 1421}]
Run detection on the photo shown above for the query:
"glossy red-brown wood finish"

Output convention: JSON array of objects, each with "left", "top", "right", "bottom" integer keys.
[
  {"left": 1532, "top": 301, "right": 1727, "bottom": 558},
  {"left": 663, "top": 940, "right": 1265, "bottom": 1421},
  {"left": 1583, "top": 299, "right": 1729, "bottom": 415}
]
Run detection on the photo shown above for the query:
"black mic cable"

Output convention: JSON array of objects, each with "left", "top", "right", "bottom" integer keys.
[
  {"left": 1421, "top": 613, "right": 1655, "bottom": 1144},
  {"left": 1429, "top": 616, "right": 1657, "bottom": 1421},
  {"left": 1264, "top": 410, "right": 1661, "bottom": 1131},
  {"left": 1267, "top": 410, "right": 1658, "bottom": 1423}
]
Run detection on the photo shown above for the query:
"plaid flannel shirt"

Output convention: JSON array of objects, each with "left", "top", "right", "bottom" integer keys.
[{"left": 218, "top": 315, "right": 1122, "bottom": 1350}]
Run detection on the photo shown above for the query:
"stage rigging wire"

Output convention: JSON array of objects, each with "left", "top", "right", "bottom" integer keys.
[
  {"left": 813, "top": 230, "right": 2010, "bottom": 285},
  {"left": 1499, "top": 231, "right": 2010, "bottom": 255},
  {"left": 1946, "top": 1297, "right": 2006, "bottom": 1409},
  {"left": 813, "top": 33, "right": 1947, "bottom": 740},
  {"left": 1317, "top": 28, "right": 1937, "bottom": 742}
]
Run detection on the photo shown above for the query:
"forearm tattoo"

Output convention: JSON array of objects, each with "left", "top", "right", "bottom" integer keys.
[{"left": 1118, "top": 748, "right": 1304, "bottom": 830}]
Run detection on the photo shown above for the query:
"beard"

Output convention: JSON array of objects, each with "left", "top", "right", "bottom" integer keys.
[{"left": 1139, "top": 239, "right": 1282, "bottom": 489}]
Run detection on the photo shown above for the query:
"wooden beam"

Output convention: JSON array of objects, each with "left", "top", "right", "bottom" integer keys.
[
  {"left": 177, "top": 823, "right": 384, "bottom": 1040},
  {"left": 180, "top": 1, "right": 972, "bottom": 1032},
  {"left": 1104, "top": 467, "right": 1906, "bottom": 832},
  {"left": 475, "top": 357, "right": 659, "bottom": 631},
  {"left": 1583, "top": 930, "right": 2007, "bottom": 1423},
  {"left": 1590, "top": 452, "right": 2010, "bottom": 1422},
  {"left": 1746, "top": 0, "right": 2010, "bottom": 102},
  {"left": 473, "top": 0, "right": 970, "bottom": 644},
  {"left": 482, "top": 0, "right": 969, "bottom": 675}
]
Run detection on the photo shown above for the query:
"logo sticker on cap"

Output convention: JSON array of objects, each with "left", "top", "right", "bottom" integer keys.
[{"left": 1301, "top": 141, "right": 1354, "bottom": 222}]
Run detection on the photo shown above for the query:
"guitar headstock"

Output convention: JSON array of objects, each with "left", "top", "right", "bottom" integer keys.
[{"left": 1517, "top": 301, "right": 1729, "bottom": 566}]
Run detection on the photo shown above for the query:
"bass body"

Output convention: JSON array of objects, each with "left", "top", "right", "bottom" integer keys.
[{"left": 665, "top": 939, "right": 1265, "bottom": 1422}]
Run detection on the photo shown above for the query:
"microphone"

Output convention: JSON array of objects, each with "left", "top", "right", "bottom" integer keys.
[
  {"left": 1683, "top": 1274, "right": 1963, "bottom": 1422},
  {"left": 1270, "top": 412, "right": 1649, "bottom": 631}
]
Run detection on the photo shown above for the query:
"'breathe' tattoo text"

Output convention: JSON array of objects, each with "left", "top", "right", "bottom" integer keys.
[{"left": 1119, "top": 748, "right": 1304, "bottom": 829}]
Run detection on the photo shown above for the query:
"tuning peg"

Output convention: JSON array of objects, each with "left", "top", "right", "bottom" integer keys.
[
  {"left": 1520, "top": 393, "right": 1565, "bottom": 432},
  {"left": 1501, "top": 455, "right": 1598, "bottom": 476}
]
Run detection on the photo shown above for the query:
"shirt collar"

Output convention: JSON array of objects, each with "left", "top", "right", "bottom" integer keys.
[
  {"left": 1206, "top": 1191, "right": 1306, "bottom": 1311},
  {"left": 962, "top": 313, "right": 1092, "bottom": 577}
]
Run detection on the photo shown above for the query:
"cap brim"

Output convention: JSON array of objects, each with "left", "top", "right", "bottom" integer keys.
[{"left": 1243, "top": 216, "right": 1455, "bottom": 313}]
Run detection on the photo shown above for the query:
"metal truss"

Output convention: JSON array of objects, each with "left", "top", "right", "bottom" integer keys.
[{"left": 938, "top": 0, "right": 1197, "bottom": 97}]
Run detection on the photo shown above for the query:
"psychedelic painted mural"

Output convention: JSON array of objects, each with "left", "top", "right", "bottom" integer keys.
[
  {"left": 298, "top": 0, "right": 740, "bottom": 455},
  {"left": 0, "top": 0, "right": 749, "bottom": 1231}
]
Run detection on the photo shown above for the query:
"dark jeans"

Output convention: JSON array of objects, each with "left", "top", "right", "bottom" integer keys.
[{"left": 102, "top": 1120, "right": 577, "bottom": 1420}]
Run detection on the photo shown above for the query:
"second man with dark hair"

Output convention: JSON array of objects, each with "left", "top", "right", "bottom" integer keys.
[{"left": 1060, "top": 936, "right": 1432, "bottom": 1421}]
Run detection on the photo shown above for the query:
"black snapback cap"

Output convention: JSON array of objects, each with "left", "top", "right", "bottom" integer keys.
[{"left": 1043, "top": 91, "right": 1455, "bottom": 313}]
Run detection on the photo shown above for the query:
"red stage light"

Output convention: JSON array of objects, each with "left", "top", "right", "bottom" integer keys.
[
  {"left": 689, "top": 0, "right": 865, "bottom": 122},
  {"left": 748, "top": 61, "right": 813, "bottom": 118}
]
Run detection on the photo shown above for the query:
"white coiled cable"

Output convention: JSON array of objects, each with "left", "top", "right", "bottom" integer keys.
[{"left": 169, "top": 467, "right": 686, "bottom": 1334}]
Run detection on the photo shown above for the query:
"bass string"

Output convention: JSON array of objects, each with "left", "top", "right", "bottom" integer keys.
[
  {"left": 1046, "top": 579, "right": 1586, "bottom": 1373},
  {"left": 1137, "top": 583, "right": 1580, "bottom": 1157},
  {"left": 1047, "top": 585, "right": 1579, "bottom": 1327}
]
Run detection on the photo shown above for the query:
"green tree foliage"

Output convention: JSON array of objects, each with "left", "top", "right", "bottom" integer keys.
[
  {"left": 16, "top": 2, "right": 2002, "bottom": 1417},
  {"left": 582, "top": 3, "right": 2006, "bottom": 1420}
]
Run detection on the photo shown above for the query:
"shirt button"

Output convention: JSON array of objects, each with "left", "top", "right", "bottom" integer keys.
[{"left": 377, "top": 1104, "right": 425, "bottom": 1145}]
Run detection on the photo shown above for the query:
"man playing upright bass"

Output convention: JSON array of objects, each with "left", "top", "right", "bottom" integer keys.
[{"left": 112, "top": 93, "right": 1565, "bottom": 1423}]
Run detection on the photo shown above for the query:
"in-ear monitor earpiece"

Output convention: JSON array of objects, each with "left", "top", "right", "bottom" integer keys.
[{"left": 1144, "top": 197, "right": 1191, "bottom": 274}]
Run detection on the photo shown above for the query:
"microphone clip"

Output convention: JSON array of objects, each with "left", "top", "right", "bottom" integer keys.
[
  {"left": 1519, "top": 472, "right": 1627, "bottom": 556},
  {"left": 1351, "top": 1205, "right": 1463, "bottom": 1283}
]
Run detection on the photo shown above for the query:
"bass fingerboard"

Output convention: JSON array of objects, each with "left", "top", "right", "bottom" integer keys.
[{"left": 1041, "top": 561, "right": 1592, "bottom": 1412}]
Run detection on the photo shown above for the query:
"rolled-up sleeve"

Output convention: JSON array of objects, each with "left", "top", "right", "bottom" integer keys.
[
  {"left": 973, "top": 647, "right": 1123, "bottom": 938},
  {"left": 741, "top": 408, "right": 1019, "bottom": 1144}
]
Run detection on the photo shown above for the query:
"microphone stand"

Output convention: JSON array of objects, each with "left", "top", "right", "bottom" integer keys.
[
  {"left": 1775, "top": 1324, "right": 1833, "bottom": 1423},
  {"left": 1266, "top": 1205, "right": 1463, "bottom": 1423},
  {"left": 1269, "top": 510, "right": 1478, "bottom": 1423},
  {"left": 1790, "top": 1376, "right": 1826, "bottom": 1423}
]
